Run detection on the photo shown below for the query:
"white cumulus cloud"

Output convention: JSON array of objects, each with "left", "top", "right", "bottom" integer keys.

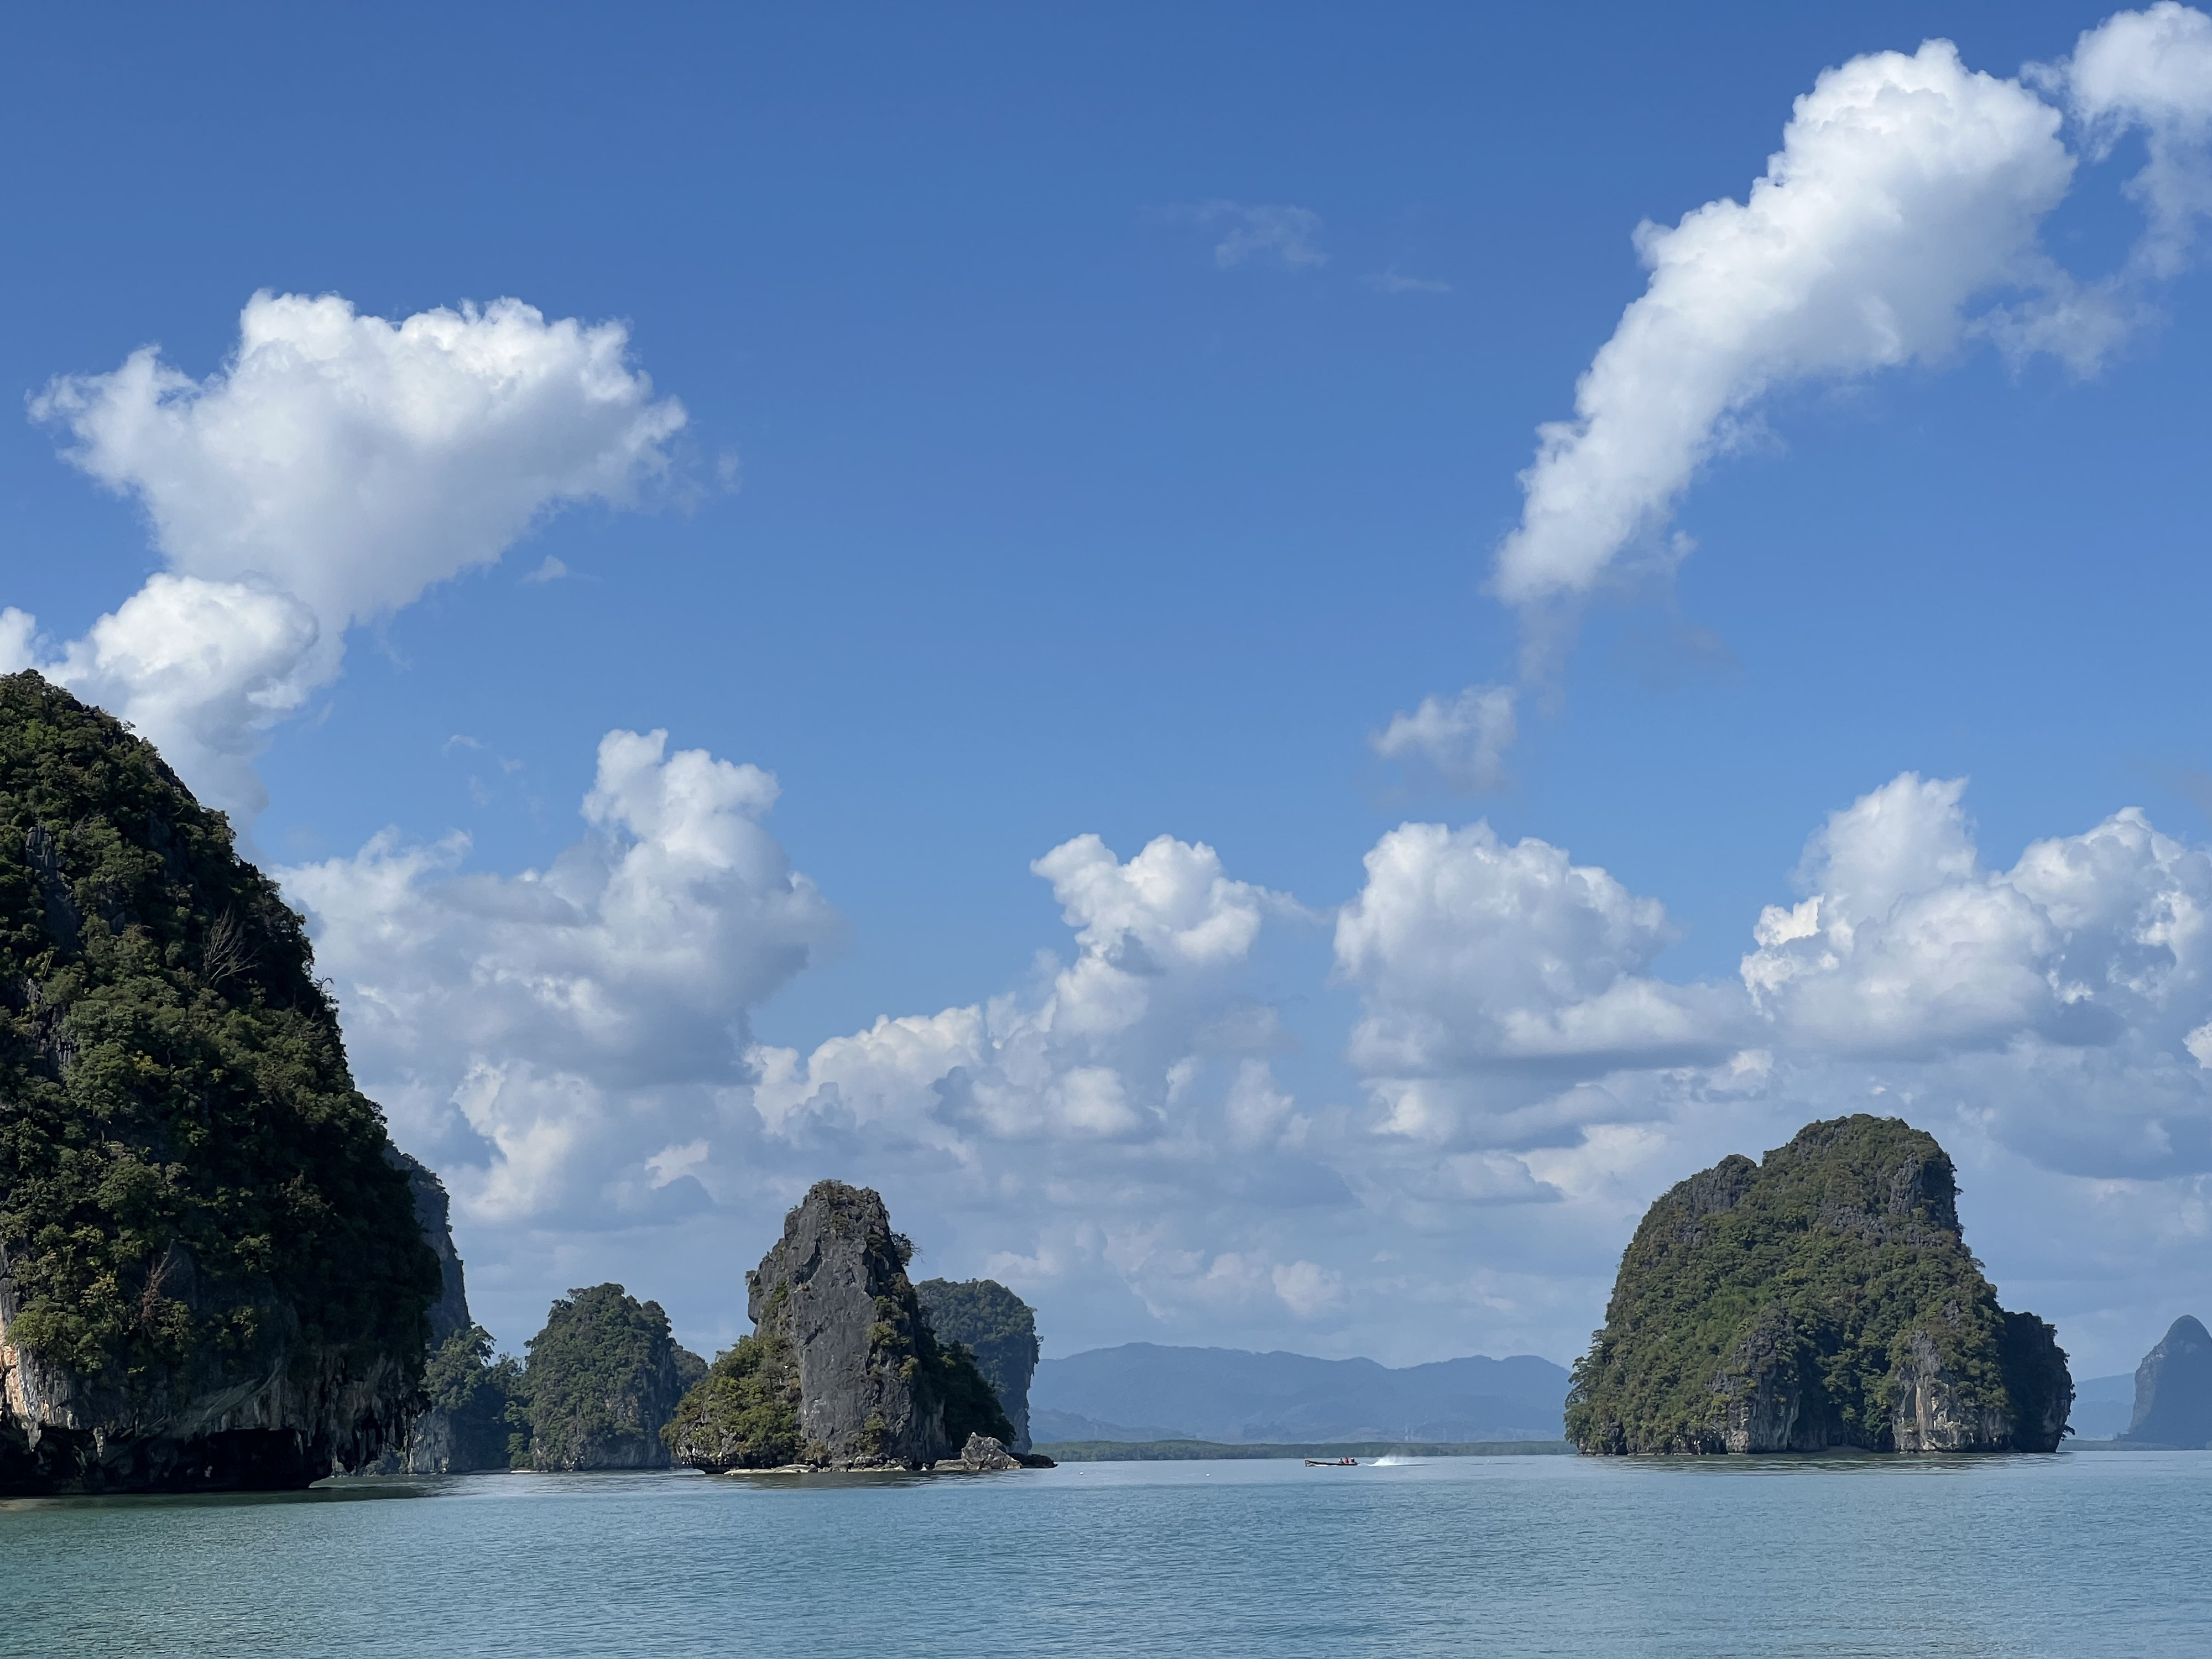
[
  {"left": 1494, "top": 40, "right": 2074, "bottom": 609},
  {"left": 1334, "top": 820, "right": 1746, "bottom": 1147},
  {"left": 17, "top": 291, "right": 685, "bottom": 823},
  {"left": 281, "top": 728, "right": 836, "bottom": 1224},
  {"left": 753, "top": 832, "right": 1295, "bottom": 1148}
]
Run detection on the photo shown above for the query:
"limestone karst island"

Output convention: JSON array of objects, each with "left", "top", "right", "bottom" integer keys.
[
  {"left": 1567, "top": 1117, "right": 2073, "bottom": 1455},
  {"left": 9, "top": 672, "right": 2201, "bottom": 1495},
  {"left": 0, "top": 677, "right": 1040, "bottom": 1492}
]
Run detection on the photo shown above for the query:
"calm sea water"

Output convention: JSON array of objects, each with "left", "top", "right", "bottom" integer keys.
[{"left": 4, "top": 1450, "right": 2206, "bottom": 1657}]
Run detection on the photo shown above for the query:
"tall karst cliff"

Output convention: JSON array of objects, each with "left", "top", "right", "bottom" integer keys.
[
  {"left": 2121, "top": 1315, "right": 2212, "bottom": 1448},
  {"left": 0, "top": 672, "right": 442, "bottom": 1493},
  {"left": 666, "top": 1181, "right": 1013, "bottom": 1470},
  {"left": 368, "top": 1153, "right": 518, "bottom": 1475},
  {"left": 916, "top": 1277, "right": 1040, "bottom": 1453},
  {"left": 1567, "top": 1115, "right": 2072, "bottom": 1455}
]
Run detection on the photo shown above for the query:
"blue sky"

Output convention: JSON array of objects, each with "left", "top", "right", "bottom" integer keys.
[{"left": 5, "top": 2, "right": 2211, "bottom": 1379}]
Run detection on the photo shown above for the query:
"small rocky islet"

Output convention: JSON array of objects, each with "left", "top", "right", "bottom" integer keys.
[{"left": 662, "top": 1180, "right": 1047, "bottom": 1473}]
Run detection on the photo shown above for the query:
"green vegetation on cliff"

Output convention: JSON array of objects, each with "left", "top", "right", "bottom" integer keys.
[
  {"left": 1566, "top": 1115, "right": 2070, "bottom": 1455},
  {"left": 854, "top": 1215, "right": 1014, "bottom": 1451},
  {"left": 515, "top": 1282, "right": 700, "bottom": 1470},
  {"left": 0, "top": 672, "right": 439, "bottom": 1395},
  {"left": 661, "top": 1324, "right": 805, "bottom": 1468},
  {"left": 422, "top": 1323, "right": 523, "bottom": 1469},
  {"left": 915, "top": 1277, "right": 1038, "bottom": 1426}
]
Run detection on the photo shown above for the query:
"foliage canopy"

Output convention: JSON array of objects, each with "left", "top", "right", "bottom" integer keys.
[
  {"left": 0, "top": 672, "right": 438, "bottom": 1398},
  {"left": 1565, "top": 1115, "right": 2069, "bottom": 1454},
  {"left": 661, "top": 1327, "right": 805, "bottom": 1469},
  {"left": 517, "top": 1282, "right": 698, "bottom": 1469},
  {"left": 915, "top": 1277, "right": 1039, "bottom": 1418}
]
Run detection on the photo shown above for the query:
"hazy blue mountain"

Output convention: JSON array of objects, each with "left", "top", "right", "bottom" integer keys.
[
  {"left": 2120, "top": 1316, "right": 2212, "bottom": 1447},
  {"left": 2068, "top": 1374, "right": 2135, "bottom": 1440},
  {"left": 1030, "top": 1344, "right": 1569, "bottom": 1443},
  {"left": 1030, "top": 1409, "right": 1201, "bottom": 1443}
]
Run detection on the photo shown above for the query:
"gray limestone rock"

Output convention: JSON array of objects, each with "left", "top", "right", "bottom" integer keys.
[
  {"left": 748, "top": 1181, "right": 954, "bottom": 1469},
  {"left": 363, "top": 1154, "right": 515, "bottom": 1475},
  {"left": 390, "top": 1151, "right": 472, "bottom": 1348},
  {"left": 2122, "top": 1316, "right": 2212, "bottom": 1447},
  {"left": 958, "top": 1432, "right": 1022, "bottom": 1470}
]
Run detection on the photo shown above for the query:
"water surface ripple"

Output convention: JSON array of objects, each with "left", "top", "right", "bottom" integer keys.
[{"left": 4, "top": 1449, "right": 2205, "bottom": 1656}]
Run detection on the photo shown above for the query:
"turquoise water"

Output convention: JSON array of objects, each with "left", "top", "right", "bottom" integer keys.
[{"left": 4, "top": 1451, "right": 2207, "bottom": 1656}]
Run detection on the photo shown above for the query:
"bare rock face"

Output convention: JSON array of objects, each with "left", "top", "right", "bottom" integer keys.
[
  {"left": 722, "top": 1180, "right": 1015, "bottom": 1472},
  {"left": 2122, "top": 1316, "right": 2212, "bottom": 1447},
  {"left": 748, "top": 1181, "right": 952, "bottom": 1468},
  {"left": 1888, "top": 1331, "right": 2013, "bottom": 1452},
  {"left": 393, "top": 1151, "right": 472, "bottom": 1348},
  {"left": 2, "top": 1277, "right": 421, "bottom": 1491},
  {"left": 366, "top": 1154, "right": 515, "bottom": 1476}
]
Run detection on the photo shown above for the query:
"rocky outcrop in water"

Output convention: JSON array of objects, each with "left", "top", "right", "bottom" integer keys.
[
  {"left": 668, "top": 1181, "right": 1013, "bottom": 1471},
  {"left": 917, "top": 1277, "right": 1040, "bottom": 1453},
  {"left": 935, "top": 1432, "right": 1023, "bottom": 1471},
  {"left": 1567, "top": 1115, "right": 2071, "bottom": 1455},
  {"left": 0, "top": 673, "right": 442, "bottom": 1495},
  {"left": 514, "top": 1283, "right": 701, "bottom": 1470},
  {"left": 2121, "top": 1316, "right": 2212, "bottom": 1448}
]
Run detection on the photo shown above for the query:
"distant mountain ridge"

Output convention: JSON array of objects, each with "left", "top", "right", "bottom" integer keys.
[{"left": 1030, "top": 1343, "right": 1569, "bottom": 1444}]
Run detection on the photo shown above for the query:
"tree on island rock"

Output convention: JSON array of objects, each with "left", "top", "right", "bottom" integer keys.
[
  {"left": 1567, "top": 1115, "right": 2072, "bottom": 1455},
  {"left": 666, "top": 1180, "right": 1012, "bottom": 1471},
  {"left": 515, "top": 1284, "right": 701, "bottom": 1470},
  {"left": 916, "top": 1277, "right": 1041, "bottom": 1453},
  {"left": 2121, "top": 1316, "right": 2212, "bottom": 1448},
  {"left": 0, "top": 672, "right": 443, "bottom": 1495},
  {"left": 413, "top": 1324, "right": 523, "bottom": 1472}
]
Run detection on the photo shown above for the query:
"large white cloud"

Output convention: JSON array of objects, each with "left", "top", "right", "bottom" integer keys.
[
  {"left": 1739, "top": 773, "right": 2212, "bottom": 1177},
  {"left": 753, "top": 832, "right": 1297, "bottom": 1147},
  {"left": 1385, "top": 11, "right": 2212, "bottom": 795},
  {"left": 1334, "top": 820, "right": 1745, "bottom": 1146},
  {"left": 1494, "top": 40, "right": 2075, "bottom": 609},
  {"left": 15, "top": 292, "right": 686, "bottom": 823},
  {"left": 282, "top": 729, "right": 836, "bottom": 1224},
  {"left": 272, "top": 742, "right": 2212, "bottom": 1377}
]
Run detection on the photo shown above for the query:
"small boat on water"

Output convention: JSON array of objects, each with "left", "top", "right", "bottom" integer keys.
[{"left": 1303, "top": 1457, "right": 1358, "bottom": 1467}]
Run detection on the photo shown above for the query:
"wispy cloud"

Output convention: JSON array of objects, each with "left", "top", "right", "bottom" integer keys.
[
  {"left": 1366, "top": 268, "right": 1451, "bottom": 295},
  {"left": 1371, "top": 684, "right": 1516, "bottom": 794},
  {"left": 1173, "top": 200, "right": 1328, "bottom": 270}
]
